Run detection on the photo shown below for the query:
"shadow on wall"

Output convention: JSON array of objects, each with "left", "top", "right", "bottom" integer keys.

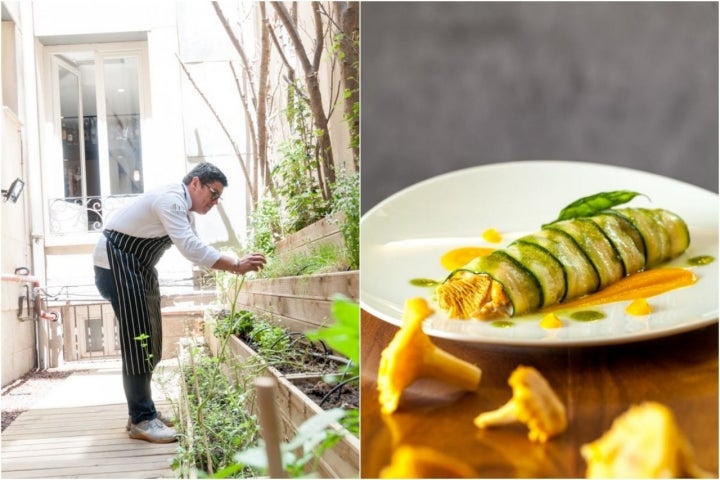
[{"left": 360, "top": 2, "right": 718, "bottom": 213}]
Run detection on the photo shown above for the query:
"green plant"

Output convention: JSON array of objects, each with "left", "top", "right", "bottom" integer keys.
[
  {"left": 216, "top": 297, "right": 361, "bottom": 478},
  {"left": 171, "top": 272, "right": 267, "bottom": 478},
  {"left": 172, "top": 343, "right": 262, "bottom": 478},
  {"left": 230, "top": 407, "right": 352, "bottom": 478},
  {"left": 249, "top": 322, "right": 289, "bottom": 360},
  {"left": 248, "top": 197, "right": 282, "bottom": 255},
  {"left": 274, "top": 90, "right": 333, "bottom": 234},
  {"left": 330, "top": 172, "right": 360, "bottom": 270},
  {"left": 214, "top": 310, "right": 255, "bottom": 340},
  {"left": 134, "top": 332, "right": 154, "bottom": 371},
  {"left": 274, "top": 136, "right": 330, "bottom": 233},
  {"left": 307, "top": 296, "right": 360, "bottom": 436},
  {"left": 307, "top": 296, "right": 359, "bottom": 378},
  {"left": 257, "top": 241, "right": 350, "bottom": 279}
]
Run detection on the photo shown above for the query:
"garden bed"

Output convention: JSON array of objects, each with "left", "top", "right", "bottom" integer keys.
[
  {"left": 203, "top": 314, "right": 359, "bottom": 478},
  {"left": 227, "top": 270, "right": 359, "bottom": 334}
]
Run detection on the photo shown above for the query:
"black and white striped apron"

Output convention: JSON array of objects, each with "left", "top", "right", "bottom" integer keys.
[{"left": 104, "top": 229, "right": 173, "bottom": 375}]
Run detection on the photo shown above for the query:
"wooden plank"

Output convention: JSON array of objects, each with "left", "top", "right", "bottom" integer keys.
[
  {"left": 275, "top": 213, "right": 346, "bottom": 255},
  {"left": 240, "top": 271, "right": 359, "bottom": 301},
  {"left": 1, "top": 379, "right": 178, "bottom": 479},
  {"left": 228, "top": 272, "right": 358, "bottom": 336},
  {"left": 3, "top": 441, "right": 175, "bottom": 457},
  {"left": 237, "top": 293, "right": 332, "bottom": 323}
]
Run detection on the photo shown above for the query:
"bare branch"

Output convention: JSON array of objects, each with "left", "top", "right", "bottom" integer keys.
[
  {"left": 212, "top": 1, "right": 257, "bottom": 109},
  {"left": 177, "top": 54, "right": 256, "bottom": 201}
]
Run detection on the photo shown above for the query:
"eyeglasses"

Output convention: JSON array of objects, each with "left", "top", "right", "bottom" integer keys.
[{"left": 203, "top": 183, "right": 223, "bottom": 201}]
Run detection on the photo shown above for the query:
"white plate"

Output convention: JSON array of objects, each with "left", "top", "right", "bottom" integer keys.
[{"left": 360, "top": 161, "right": 719, "bottom": 346}]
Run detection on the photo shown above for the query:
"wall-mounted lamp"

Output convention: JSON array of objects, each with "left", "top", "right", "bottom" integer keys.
[{"left": 2, "top": 178, "right": 25, "bottom": 203}]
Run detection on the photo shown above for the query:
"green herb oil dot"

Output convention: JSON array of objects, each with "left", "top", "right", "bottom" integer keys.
[
  {"left": 491, "top": 320, "right": 514, "bottom": 328},
  {"left": 570, "top": 310, "right": 606, "bottom": 322},
  {"left": 409, "top": 278, "right": 440, "bottom": 287},
  {"left": 688, "top": 255, "right": 715, "bottom": 266}
]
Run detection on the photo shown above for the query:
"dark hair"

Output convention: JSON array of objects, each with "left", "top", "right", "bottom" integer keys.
[{"left": 182, "top": 162, "right": 228, "bottom": 187}]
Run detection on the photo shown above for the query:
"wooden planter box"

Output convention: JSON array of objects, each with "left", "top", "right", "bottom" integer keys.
[
  {"left": 275, "top": 211, "right": 346, "bottom": 258},
  {"left": 232, "top": 270, "right": 359, "bottom": 335},
  {"left": 219, "top": 213, "right": 358, "bottom": 334},
  {"left": 203, "top": 321, "right": 359, "bottom": 478}
]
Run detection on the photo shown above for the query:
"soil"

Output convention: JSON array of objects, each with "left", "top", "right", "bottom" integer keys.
[
  {"left": 238, "top": 333, "right": 359, "bottom": 410},
  {"left": 292, "top": 378, "right": 359, "bottom": 410}
]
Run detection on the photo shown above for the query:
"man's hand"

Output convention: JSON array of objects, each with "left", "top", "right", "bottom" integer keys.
[{"left": 235, "top": 253, "right": 267, "bottom": 274}]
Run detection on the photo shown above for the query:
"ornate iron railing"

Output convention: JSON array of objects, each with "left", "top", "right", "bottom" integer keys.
[{"left": 48, "top": 194, "right": 140, "bottom": 235}]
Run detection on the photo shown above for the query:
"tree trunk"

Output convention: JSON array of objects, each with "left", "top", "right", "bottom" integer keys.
[
  {"left": 338, "top": 1, "right": 359, "bottom": 171},
  {"left": 178, "top": 57, "right": 255, "bottom": 201},
  {"left": 257, "top": 3, "right": 273, "bottom": 199},
  {"left": 271, "top": 1, "right": 336, "bottom": 200}
]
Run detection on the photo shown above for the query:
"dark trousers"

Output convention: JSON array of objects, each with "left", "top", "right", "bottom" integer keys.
[{"left": 95, "top": 266, "right": 158, "bottom": 424}]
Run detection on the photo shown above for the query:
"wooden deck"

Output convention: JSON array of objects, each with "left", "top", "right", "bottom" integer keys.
[{"left": 1, "top": 361, "right": 179, "bottom": 479}]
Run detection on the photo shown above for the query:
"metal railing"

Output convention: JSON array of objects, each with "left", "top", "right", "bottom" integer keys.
[{"left": 48, "top": 194, "right": 140, "bottom": 235}]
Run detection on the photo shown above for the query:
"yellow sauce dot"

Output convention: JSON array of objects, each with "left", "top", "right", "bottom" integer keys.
[
  {"left": 482, "top": 228, "right": 503, "bottom": 243},
  {"left": 540, "top": 313, "right": 563, "bottom": 329},
  {"left": 626, "top": 298, "right": 653, "bottom": 316},
  {"left": 440, "top": 247, "right": 495, "bottom": 271}
]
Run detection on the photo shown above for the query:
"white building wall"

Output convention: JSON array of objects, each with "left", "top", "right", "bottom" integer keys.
[
  {"left": 2, "top": 3, "right": 41, "bottom": 385},
  {"left": 31, "top": 0, "right": 252, "bottom": 292}
]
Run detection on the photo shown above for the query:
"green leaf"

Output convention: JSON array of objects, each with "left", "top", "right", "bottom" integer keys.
[
  {"left": 209, "top": 463, "right": 246, "bottom": 479},
  {"left": 233, "top": 445, "right": 271, "bottom": 470},
  {"left": 549, "top": 190, "right": 648, "bottom": 223},
  {"left": 285, "top": 407, "right": 347, "bottom": 452},
  {"left": 306, "top": 296, "right": 359, "bottom": 366}
]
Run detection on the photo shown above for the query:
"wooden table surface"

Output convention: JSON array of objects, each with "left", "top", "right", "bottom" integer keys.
[{"left": 361, "top": 309, "right": 718, "bottom": 478}]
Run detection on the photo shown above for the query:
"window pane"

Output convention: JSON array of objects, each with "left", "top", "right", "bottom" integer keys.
[
  {"left": 104, "top": 57, "right": 143, "bottom": 194},
  {"left": 59, "top": 66, "right": 81, "bottom": 199}
]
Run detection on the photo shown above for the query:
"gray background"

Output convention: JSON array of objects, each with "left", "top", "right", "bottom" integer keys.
[{"left": 361, "top": 2, "right": 718, "bottom": 213}]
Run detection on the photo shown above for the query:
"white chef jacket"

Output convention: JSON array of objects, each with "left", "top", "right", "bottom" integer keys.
[{"left": 92, "top": 183, "right": 222, "bottom": 269}]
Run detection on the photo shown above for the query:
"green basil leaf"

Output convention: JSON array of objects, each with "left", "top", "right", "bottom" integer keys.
[{"left": 549, "top": 190, "right": 648, "bottom": 223}]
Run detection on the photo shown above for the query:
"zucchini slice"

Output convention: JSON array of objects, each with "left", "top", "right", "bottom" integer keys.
[
  {"left": 589, "top": 213, "right": 646, "bottom": 275},
  {"left": 506, "top": 241, "right": 566, "bottom": 307},
  {"left": 521, "top": 229, "right": 600, "bottom": 300},
  {"left": 654, "top": 209, "right": 691, "bottom": 259},
  {"left": 544, "top": 218, "right": 624, "bottom": 289},
  {"left": 613, "top": 208, "right": 671, "bottom": 267},
  {"left": 469, "top": 251, "right": 543, "bottom": 316}
]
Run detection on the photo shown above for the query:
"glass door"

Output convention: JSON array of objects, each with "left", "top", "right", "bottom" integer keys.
[
  {"left": 57, "top": 61, "right": 86, "bottom": 200},
  {"left": 103, "top": 56, "right": 144, "bottom": 195},
  {"left": 49, "top": 45, "right": 146, "bottom": 234}
]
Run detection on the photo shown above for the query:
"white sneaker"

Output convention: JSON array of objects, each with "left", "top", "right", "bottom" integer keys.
[
  {"left": 128, "top": 418, "right": 178, "bottom": 443},
  {"left": 126, "top": 411, "right": 174, "bottom": 431}
]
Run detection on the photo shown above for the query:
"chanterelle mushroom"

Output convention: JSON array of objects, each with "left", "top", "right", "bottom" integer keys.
[
  {"left": 581, "top": 402, "right": 714, "bottom": 478},
  {"left": 474, "top": 365, "right": 567, "bottom": 443},
  {"left": 377, "top": 297, "right": 482, "bottom": 414}
]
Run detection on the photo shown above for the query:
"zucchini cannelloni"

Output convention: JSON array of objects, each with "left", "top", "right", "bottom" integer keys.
[{"left": 436, "top": 208, "right": 690, "bottom": 319}]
